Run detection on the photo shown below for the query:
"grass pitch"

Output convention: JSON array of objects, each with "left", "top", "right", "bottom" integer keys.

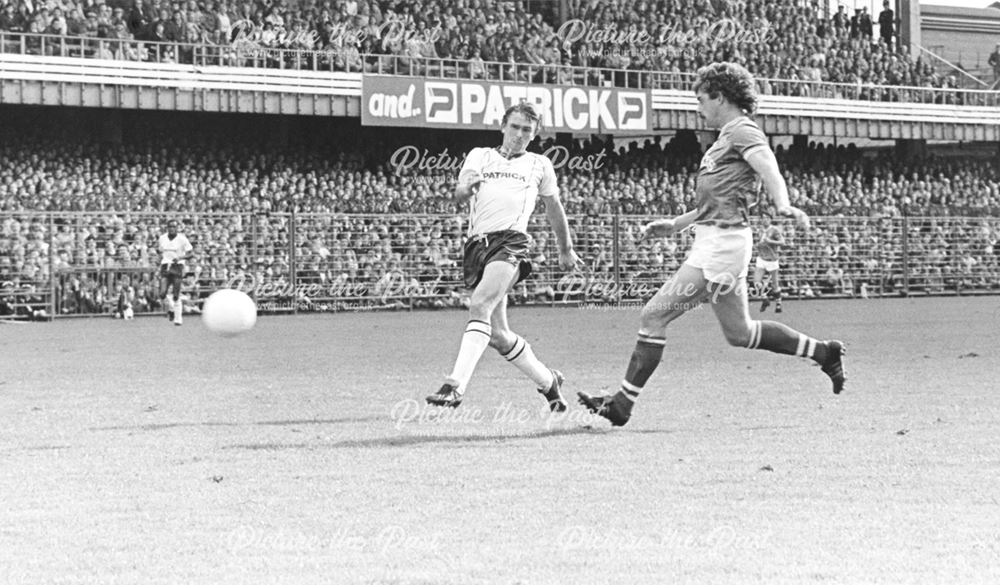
[{"left": 2, "top": 297, "right": 999, "bottom": 584}]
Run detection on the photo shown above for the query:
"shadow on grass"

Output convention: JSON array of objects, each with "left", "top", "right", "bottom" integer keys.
[
  {"left": 739, "top": 424, "right": 803, "bottom": 432},
  {"left": 20, "top": 445, "right": 72, "bottom": 451},
  {"left": 224, "top": 425, "right": 643, "bottom": 450},
  {"left": 92, "top": 415, "right": 388, "bottom": 432}
]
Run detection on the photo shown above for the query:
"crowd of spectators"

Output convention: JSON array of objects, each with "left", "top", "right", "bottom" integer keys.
[
  {"left": 7, "top": 134, "right": 1000, "bottom": 216},
  {"left": 2, "top": 131, "right": 999, "bottom": 318},
  {"left": 561, "top": 0, "right": 956, "bottom": 92},
  {"left": 4, "top": 132, "right": 999, "bottom": 216},
  {"left": 0, "top": 0, "right": 992, "bottom": 317},
  {"left": 0, "top": 0, "right": 972, "bottom": 96}
]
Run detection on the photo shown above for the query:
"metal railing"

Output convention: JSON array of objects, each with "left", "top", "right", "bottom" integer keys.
[
  {"left": 916, "top": 44, "right": 990, "bottom": 89},
  {"left": 1, "top": 211, "right": 998, "bottom": 320},
  {"left": 2, "top": 31, "right": 998, "bottom": 105}
]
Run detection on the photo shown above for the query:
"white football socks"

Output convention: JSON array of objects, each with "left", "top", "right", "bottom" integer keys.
[
  {"left": 501, "top": 335, "right": 554, "bottom": 389},
  {"left": 447, "top": 320, "right": 492, "bottom": 393}
]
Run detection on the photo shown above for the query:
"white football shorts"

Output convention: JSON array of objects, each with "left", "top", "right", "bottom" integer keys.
[
  {"left": 684, "top": 225, "right": 753, "bottom": 284},
  {"left": 755, "top": 257, "right": 780, "bottom": 272}
]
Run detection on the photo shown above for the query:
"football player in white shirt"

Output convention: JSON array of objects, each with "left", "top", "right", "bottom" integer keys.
[
  {"left": 158, "top": 219, "right": 193, "bottom": 326},
  {"left": 426, "top": 102, "right": 581, "bottom": 411}
]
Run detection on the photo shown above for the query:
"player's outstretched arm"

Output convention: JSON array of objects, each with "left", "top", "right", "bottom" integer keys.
[
  {"left": 542, "top": 195, "right": 581, "bottom": 271},
  {"left": 745, "top": 148, "right": 810, "bottom": 230},
  {"left": 641, "top": 209, "right": 699, "bottom": 240}
]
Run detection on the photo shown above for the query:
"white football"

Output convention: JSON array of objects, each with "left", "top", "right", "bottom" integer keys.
[{"left": 202, "top": 289, "right": 257, "bottom": 337}]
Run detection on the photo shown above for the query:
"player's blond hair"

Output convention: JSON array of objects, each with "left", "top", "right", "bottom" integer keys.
[{"left": 694, "top": 62, "right": 758, "bottom": 115}]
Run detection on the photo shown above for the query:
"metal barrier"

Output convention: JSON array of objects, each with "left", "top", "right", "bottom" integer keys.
[
  {"left": 2, "top": 211, "right": 998, "bottom": 320},
  {"left": 2, "top": 31, "right": 997, "bottom": 106}
]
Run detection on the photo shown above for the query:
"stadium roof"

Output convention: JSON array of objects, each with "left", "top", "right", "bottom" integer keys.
[
  {"left": 921, "top": 1, "right": 1000, "bottom": 15},
  {"left": 922, "top": 2, "right": 1000, "bottom": 31},
  {"left": 922, "top": 0, "right": 994, "bottom": 7}
]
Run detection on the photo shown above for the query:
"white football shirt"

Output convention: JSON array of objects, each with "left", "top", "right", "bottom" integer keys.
[
  {"left": 459, "top": 147, "right": 559, "bottom": 236},
  {"left": 158, "top": 233, "right": 193, "bottom": 265}
]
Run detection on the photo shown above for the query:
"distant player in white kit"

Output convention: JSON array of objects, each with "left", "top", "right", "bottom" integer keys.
[
  {"left": 426, "top": 102, "right": 581, "bottom": 411},
  {"left": 158, "top": 219, "right": 192, "bottom": 326},
  {"left": 753, "top": 212, "right": 786, "bottom": 313}
]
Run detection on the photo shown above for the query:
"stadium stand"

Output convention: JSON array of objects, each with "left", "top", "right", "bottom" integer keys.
[
  {"left": 2, "top": 113, "right": 998, "bottom": 319},
  {"left": 562, "top": 0, "right": 948, "bottom": 89},
  {"left": 1, "top": 0, "right": 998, "bottom": 317},
  {"left": 0, "top": 0, "right": 965, "bottom": 97},
  {"left": 2, "top": 130, "right": 997, "bottom": 216}
]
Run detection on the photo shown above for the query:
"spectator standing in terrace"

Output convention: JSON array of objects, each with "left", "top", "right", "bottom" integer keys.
[
  {"left": 879, "top": 1, "right": 894, "bottom": 49},
  {"left": 988, "top": 42, "right": 1000, "bottom": 86},
  {"left": 859, "top": 7, "right": 874, "bottom": 40},
  {"left": 833, "top": 5, "right": 848, "bottom": 34}
]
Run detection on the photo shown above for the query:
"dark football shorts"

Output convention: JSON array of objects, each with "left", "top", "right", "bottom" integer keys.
[
  {"left": 463, "top": 230, "right": 532, "bottom": 289},
  {"left": 159, "top": 263, "right": 184, "bottom": 279}
]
